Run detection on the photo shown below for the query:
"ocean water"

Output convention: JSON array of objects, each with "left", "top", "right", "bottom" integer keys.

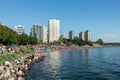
[{"left": 25, "top": 47, "right": 120, "bottom": 80}]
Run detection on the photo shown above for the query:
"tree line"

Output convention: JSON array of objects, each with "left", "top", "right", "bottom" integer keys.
[
  {"left": 0, "top": 24, "right": 103, "bottom": 46},
  {"left": 0, "top": 24, "right": 38, "bottom": 45},
  {"left": 56, "top": 36, "right": 103, "bottom": 46}
]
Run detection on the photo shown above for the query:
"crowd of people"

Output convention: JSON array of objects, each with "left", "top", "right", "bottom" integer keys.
[
  {"left": 0, "top": 44, "right": 104, "bottom": 55},
  {"left": 0, "top": 44, "right": 48, "bottom": 55},
  {"left": 0, "top": 45, "right": 23, "bottom": 55}
]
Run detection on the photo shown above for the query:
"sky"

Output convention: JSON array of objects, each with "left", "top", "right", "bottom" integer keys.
[{"left": 0, "top": 0, "right": 120, "bottom": 42}]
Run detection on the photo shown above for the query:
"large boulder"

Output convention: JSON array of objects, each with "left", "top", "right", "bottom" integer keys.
[
  {"left": 5, "top": 61, "right": 13, "bottom": 68},
  {"left": 0, "top": 66, "right": 4, "bottom": 73},
  {"left": 0, "top": 66, "right": 4, "bottom": 79},
  {"left": 17, "top": 77, "right": 24, "bottom": 80},
  {"left": 17, "top": 70, "right": 25, "bottom": 76},
  {"left": 8, "top": 76, "right": 15, "bottom": 80},
  {"left": 3, "top": 69, "right": 11, "bottom": 78}
]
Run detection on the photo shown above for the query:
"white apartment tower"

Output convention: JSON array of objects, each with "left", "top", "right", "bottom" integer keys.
[
  {"left": 15, "top": 25, "right": 24, "bottom": 35},
  {"left": 38, "top": 26, "right": 47, "bottom": 43},
  {"left": 48, "top": 19, "right": 60, "bottom": 43},
  {"left": 85, "top": 30, "right": 91, "bottom": 41},
  {"left": 31, "top": 24, "right": 47, "bottom": 43},
  {"left": 79, "top": 32, "right": 85, "bottom": 40}
]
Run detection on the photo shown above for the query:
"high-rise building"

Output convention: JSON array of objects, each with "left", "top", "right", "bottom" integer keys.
[
  {"left": 15, "top": 25, "right": 24, "bottom": 35},
  {"left": 32, "top": 24, "right": 40, "bottom": 39},
  {"left": 31, "top": 24, "right": 47, "bottom": 43},
  {"left": 69, "top": 30, "right": 75, "bottom": 40},
  {"left": 79, "top": 32, "right": 85, "bottom": 40},
  {"left": 30, "top": 28, "right": 33, "bottom": 36},
  {"left": 38, "top": 26, "right": 47, "bottom": 43},
  {"left": 85, "top": 30, "right": 91, "bottom": 41},
  {"left": 48, "top": 19, "right": 60, "bottom": 43}
]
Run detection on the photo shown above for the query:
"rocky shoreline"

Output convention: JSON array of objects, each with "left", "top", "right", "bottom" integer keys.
[
  {"left": 0, "top": 45, "right": 118, "bottom": 80},
  {"left": 0, "top": 51, "right": 45, "bottom": 80}
]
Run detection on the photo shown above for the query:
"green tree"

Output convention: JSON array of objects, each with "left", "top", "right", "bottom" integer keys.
[
  {"left": 18, "top": 33, "right": 29, "bottom": 45},
  {"left": 86, "top": 41, "right": 93, "bottom": 46},
  {"left": 58, "top": 36, "right": 64, "bottom": 45},
  {"left": 96, "top": 39, "right": 103, "bottom": 45},
  {"left": 74, "top": 36, "right": 79, "bottom": 45},
  {"left": 62, "top": 38, "right": 70, "bottom": 46},
  {"left": 78, "top": 39, "right": 86, "bottom": 46},
  {"left": 0, "top": 25, "right": 18, "bottom": 45},
  {"left": 29, "top": 36, "right": 38, "bottom": 44}
]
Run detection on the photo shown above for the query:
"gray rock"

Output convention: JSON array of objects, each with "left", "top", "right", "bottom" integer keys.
[
  {"left": 17, "top": 77, "right": 24, "bottom": 80},
  {"left": 10, "top": 68, "right": 15, "bottom": 74},
  {"left": 17, "top": 70, "right": 25, "bottom": 76},
  {"left": 0, "top": 66, "right": 4, "bottom": 72},
  {"left": 3, "top": 69, "right": 11, "bottom": 78},
  {"left": 0, "top": 73, "right": 4, "bottom": 80},
  {"left": 8, "top": 76, "right": 15, "bottom": 80},
  {"left": 5, "top": 61, "right": 13, "bottom": 68}
]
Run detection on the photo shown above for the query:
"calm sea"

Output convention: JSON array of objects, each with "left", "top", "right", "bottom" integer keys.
[{"left": 25, "top": 47, "right": 120, "bottom": 80}]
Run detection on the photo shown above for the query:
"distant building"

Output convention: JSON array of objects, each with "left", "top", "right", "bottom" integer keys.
[
  {"left": 47, "top": 31, "right": 49, "bottom": 43},
  {"left": 79, "top": 32, "right": 85, "bottom": 40},
  {"left": 31, "top": 24, "right": 47, "bottom": 43},
  {"left": 31, "top": 24, "right": 40, "bottom": 42},
  {"left": 61, "top": 34, "right": 67, "bottom": 39},
  {"left": 69, "top": 30, "right": 75, "bottom": 40},
  {"left": 48, "top": 19, "right": 60, "bottom": 43},
  {"left": 15, "top": 25, "right": 24, "bottom": 35},
  {"left": 30, "top": 28, "right": 33, "bottom": 36},
  {"left": 85, "top": 30, "right": 91, "bottom": 41},
  {"left": 32, "top": 24, "right": 40, "bottom": 38},
  {"left": 38, "top": 26, "right": 47, "bottom": 43}
]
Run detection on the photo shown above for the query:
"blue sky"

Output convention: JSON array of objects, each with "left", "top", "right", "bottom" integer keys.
[{"left": 0, "top": 0, "right": 120, "bottom": 42}]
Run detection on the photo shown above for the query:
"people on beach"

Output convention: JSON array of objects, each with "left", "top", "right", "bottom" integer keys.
[
  {"left": 1, "top": 47, "right": 4, "bottom": 54},
  {"left": 8, "top": 48, "right": 11, "bottom": 53}
]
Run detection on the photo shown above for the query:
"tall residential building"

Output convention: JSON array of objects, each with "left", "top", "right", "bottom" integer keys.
[
  {"left": 15, "top": 25, "right": 24, "bottom": 35},
  {"left": 32, "top": 24, "right": 40, "bottom": 38},
  {"left": 85, "top": 30, "right": 91, "bottom": 41},
  {"left": 30, "top": 28, "right": 33, "bottom": 36},
  {"left": 48, "top": 19, "right": 60, "bottom": 43},
  {"left": 79, "top": 32, "right": 85, "bottom": 40},
  {"left": 69, "top": 30, "right": 75, "bottom": 40},
  {"left": 38, "top": 26, "right": 47, "bottom": 43},
  {"left": 31, "top": 24, "right": 47, "bottom": 43}
]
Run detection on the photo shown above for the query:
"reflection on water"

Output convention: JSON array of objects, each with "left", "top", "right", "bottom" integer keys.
[
  {"left": 48, "top": 51, "right": 61, "bottom": 69},
  {"left": 25, "top": 47, "right": 120, "bottom": 80}
]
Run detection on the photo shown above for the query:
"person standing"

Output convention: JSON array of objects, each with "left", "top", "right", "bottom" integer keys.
[
  {"left": 2, "top": 47, "right": 4, "bottom": 54},
  {"left": 8, "top": 48, "right": 11, "bottom": 53}
]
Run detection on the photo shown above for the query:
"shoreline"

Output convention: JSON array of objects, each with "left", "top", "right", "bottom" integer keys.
[
  {"left": 0, "top": 45, "right": 119, "bottom": 80},
  {"left": 0, "top": 47, "right": 45, "bottom": 80},
  {"left": 48, "top": 45, "right": 119, "bottom": 52}
]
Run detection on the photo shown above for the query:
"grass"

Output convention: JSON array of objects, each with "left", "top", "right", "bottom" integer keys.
[{"left": 0, "top": 48, "right": 34, "bottom": 66}]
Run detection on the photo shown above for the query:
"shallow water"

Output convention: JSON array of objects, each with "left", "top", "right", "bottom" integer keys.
[{"left": 25, "top": 47, "right": 120, "bottom": 80}]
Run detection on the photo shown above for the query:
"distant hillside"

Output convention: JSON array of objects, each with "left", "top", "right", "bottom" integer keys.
[{"left": 103, "top": 43, "right": 120, "bottom": 46}]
